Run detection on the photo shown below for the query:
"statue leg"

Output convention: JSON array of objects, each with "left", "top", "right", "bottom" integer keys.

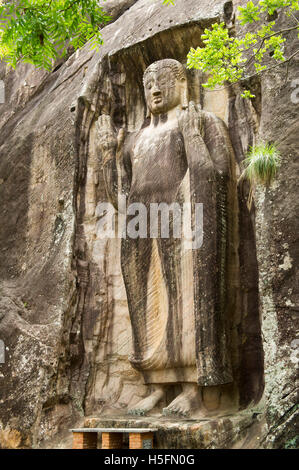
[
  {"left": 121, "top": 236, "right": 152, "bottom": 361},
  {"left": 121, "top": 237, "right": 166, "bottom": 415},
  {"left": 155, "top": 235, "right": 204, "bottom": 417},
  {"left": 156, "top": 235, "right": 183, "bottom": 366}
]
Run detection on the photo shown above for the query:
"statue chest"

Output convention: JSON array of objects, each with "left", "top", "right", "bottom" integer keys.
[{"left": 129, "top": 128, "right": 187, "bottom": 202}]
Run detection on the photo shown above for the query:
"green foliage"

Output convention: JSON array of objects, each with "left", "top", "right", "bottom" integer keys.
[
  {"left": 241, "top": 89, "right": 256, "bottom": 99},
  {"left": 238, "top": 1, "right": 261, "bottom": 23},
  {"left": 284, "top": 436, "right": 299, "bottom": 449},
  {"left": 260, "top": 0, "right": 299, "bottom": 15},
  {"left": 240, "top": 142, "right": 282, "bottom": 209},
  {"left": 0, "top": 0, "right": 298, "bottom": 90},
  {"left": 187, "top": 0, "right": 299, "bottom": 99},
  {"left": 0, "top": 0, "right": 110, "bottom": 70},
  {"left": 243, "top": 142, "right": 282, "bottom": 186},
  {"left": 187, "top": 23, "right": 246, "bottom": 89}
]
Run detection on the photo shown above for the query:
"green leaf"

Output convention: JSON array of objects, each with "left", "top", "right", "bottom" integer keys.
[
  {"left": 0, "top": 0, "right": 108, "bottom": 69},
  {"left": 238, "top": 1, "right": 261, "bottom": 24}
]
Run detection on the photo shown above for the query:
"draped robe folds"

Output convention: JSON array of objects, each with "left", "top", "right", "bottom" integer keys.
[{"left": 102, "top": 110, "right": 234, "bottom": 386}]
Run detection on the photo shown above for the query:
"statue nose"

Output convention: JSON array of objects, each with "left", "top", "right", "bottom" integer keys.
[{"left": 152, "top": 86, "right": 161, "bottom": 96}]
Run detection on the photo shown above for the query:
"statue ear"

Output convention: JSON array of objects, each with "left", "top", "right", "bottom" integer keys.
[{"left": 181, "top": 79, "right": 189, "bottom": 110}]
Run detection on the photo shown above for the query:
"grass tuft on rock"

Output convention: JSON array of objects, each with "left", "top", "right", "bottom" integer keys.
[
  {"left": 239, "top": 142, "right": 281, "bottom": 210},
  {"left": 243, "top": 142, "right": 282, "bottom": 187}
]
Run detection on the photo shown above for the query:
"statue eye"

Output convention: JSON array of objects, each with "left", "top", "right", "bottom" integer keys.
[
  {"left": 146, "top": 81, "right": 152, "bottom": 90},
  {"left": 158, "top": 78, "right": 167, "bottom": 86}
]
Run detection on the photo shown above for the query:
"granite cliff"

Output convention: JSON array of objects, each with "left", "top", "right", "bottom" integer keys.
[{"left": 0, "top": 0, "right": 297, "bottom": 449}]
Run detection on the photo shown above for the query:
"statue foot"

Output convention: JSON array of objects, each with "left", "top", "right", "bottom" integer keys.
[
  {"left": 162, "top": 384, "right": 201, "bottom": 418},
  {"left": 128, "top": 386, "right": 164, "bottom": 416}
]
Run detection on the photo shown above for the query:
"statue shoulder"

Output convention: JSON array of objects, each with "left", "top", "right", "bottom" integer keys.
[{"left": 122, "top": 129, "right": 140, "bottom": 155}]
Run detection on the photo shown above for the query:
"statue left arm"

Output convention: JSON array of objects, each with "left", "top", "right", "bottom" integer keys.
[
  {"left": 201, "top": 110, "right": 233, "bottom": 177},
  {"left": 178, "top": 102, "right": 233, "bottom": 386},
  {"left": 178, "top": 102, "right": 232, "bottom": 178}
]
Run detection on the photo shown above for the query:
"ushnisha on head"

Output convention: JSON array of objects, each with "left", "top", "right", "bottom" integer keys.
[{"left": 143, "top": 59, "right": 188, "bottom": 117}]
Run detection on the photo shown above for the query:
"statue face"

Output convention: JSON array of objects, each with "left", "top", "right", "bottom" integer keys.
[{"left": 144, "top": 67, "right": 183, "bottom": 115}]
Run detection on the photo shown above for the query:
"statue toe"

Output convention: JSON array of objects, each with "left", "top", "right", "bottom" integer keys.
[{"left": 128, "top": 407, "right": 146, "bottom": 416}]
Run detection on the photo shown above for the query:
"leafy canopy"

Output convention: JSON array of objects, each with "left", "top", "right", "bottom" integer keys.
[
  {"left": 0, "top": 1, "right": 175, "bottom": 69},
  {"left": 0, "top": 1, "right": 110, "bottom": 70},
  {"left": 0, "top": 0, "right": 298, "bottom": 99},
  {"left": 187, "top": 0, "right": 299, "bottom": 98}
]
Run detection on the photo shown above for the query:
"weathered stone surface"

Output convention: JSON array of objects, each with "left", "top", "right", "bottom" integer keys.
[
  {"left": 97, "top": 57, "right": 237, "bottom": 419},
  {"left": 84, "top": 413, "right": 262, "bottom": 449},
  {"left": 99, "top": 0, "right": 138, "bottom": 21},
  {"left": 0, "top": 0, "right": 297, "bottom": 448}
]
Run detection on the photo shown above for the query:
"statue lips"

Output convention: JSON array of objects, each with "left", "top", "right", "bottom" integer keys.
[
  {"left": 153, "top": 96, "right": 162, "bottom": 105},
  {"left": 151, "top": 96, "right": 163, "bottom": 113}
]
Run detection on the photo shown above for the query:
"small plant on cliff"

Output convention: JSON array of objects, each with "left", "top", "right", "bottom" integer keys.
[{"left": 240, "top": 142, "right": 282, "bottom": 209}]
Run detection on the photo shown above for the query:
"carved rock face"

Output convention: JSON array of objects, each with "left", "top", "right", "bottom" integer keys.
[{"left": 143, "top": 59, "right": 187, "bottom": 115}]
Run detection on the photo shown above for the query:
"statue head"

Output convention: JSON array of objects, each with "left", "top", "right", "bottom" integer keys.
[{"left": 143, "top": 59, "right": 188, "bottom": 117}]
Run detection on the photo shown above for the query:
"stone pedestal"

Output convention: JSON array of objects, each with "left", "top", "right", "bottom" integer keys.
[{"left": 84, "top": 413, "right": 258, "bottom": 449}]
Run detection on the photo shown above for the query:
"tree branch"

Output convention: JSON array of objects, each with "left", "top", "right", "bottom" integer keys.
[
  {"left": 58, "top": 0, "right": 82, "bottom": 14},
  {"left": 203, "top": 49, "right": 299, "bottom": 93},
  {"left": 290, "top": 12, "right": 299, "bottom": 24},
  {"left": 245, "top": 24, "right": 299, "bottom": 70}
]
